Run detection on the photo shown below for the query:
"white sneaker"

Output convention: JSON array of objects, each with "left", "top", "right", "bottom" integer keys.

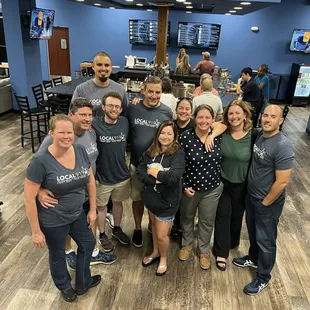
[{"left": 106, "top": 212, "right": 114, "bottom": 229}]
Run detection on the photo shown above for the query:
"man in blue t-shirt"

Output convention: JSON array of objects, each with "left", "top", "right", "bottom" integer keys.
[
  {"left": 233, "top": 104, "right": 294, "bottom": 296},
  {"left": 254, "top": 66, "right": 270, "bottom": 104}
]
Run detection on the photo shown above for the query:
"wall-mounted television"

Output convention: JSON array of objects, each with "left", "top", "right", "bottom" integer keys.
[
  {"left": 177, "top": 22, "right": 221, "bottom": 50},
  {"left": 129, "top": 19, "right": 170, "bottom": 46},
  {"left": 289, "top": 29, "right": 310, "bottom": 53},
  {"left": 29, "top": 8, "right": 55, "bottom": 40}
]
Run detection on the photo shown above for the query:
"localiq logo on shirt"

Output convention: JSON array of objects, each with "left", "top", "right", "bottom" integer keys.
[{"left": 56, "top": 166, "right": 90, "bottom": 184}]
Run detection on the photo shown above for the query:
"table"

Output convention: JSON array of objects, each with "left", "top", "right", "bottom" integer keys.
[
  {"left": 0, "top": 63, "right": 9, "bottom": 77},
  {"left": 45, "top": 76, "right": 91, "bottom": 97}
]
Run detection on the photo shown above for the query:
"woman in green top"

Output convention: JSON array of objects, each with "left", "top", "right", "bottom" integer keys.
[{"left": 212, "top": 99, "right": 254, "bottom": 271}]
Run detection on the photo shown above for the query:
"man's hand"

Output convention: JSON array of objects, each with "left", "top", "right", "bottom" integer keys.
[
  {"left": 184, "top": 187, "right": 195, "bottom": 198},
  {"left": 37, "top": 188, "right": 58, "bottom": 209},
  {"left": 131, "top": 97, "right": 142, "bottom": 105},
  {"left": 32, "top": 231, "right": 46, "bottom": 248},
  {"left": 87, "top": 210, "right": 97, "bottom": 229}
]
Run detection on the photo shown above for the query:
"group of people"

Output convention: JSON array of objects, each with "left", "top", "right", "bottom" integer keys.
[{"left": 24, "top": 51, "right": 294, "bottom": 303}]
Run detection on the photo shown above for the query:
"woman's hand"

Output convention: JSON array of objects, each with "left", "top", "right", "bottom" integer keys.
[
  {"left": 184, "top": 187, "right": 195, "bottom": 198},
  {"left": 87, "top": 210, "right": 97, "bottom": 229},
  {"left": 147, "top": 168, "right": 159, "bottom": 179},
  {"left": 205, "top": 135, "right": 214, "bottom": 152},
  {"left": 37, "top": 188, "right": 58, "bottom": 209},
  {"left": 32, "top": 230, "right": 46, "bottom": 248}
]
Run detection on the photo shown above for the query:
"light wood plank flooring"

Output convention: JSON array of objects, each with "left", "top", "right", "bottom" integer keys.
[{"left": 0, "top": 108, "right": 310, "bottom": 310}]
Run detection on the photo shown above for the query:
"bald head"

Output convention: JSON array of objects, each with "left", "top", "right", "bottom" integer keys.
[
  {"left": 261, "top": 104, "right": 284, "bottom": 136},
  {"left": 264, "top": 104, "right": 283, "bottom": 117}
]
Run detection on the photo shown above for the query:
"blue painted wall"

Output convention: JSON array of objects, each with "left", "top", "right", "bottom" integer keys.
[{"left": 37, "top": 0, "right": 310, "bottom": 98}]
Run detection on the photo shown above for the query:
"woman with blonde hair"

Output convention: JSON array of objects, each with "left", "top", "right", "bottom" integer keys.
[
  {"left": 212, "top": 99, "right": 258, "bottom": 271},
  {"left": 137, "top": 121, "right": 185, "bottom": 276},
  {"left": 176, "top": 48, "right": 187, "bottom": 67},
  {"left": 175, "top": 54, "right": 191, "bottom": 75}
]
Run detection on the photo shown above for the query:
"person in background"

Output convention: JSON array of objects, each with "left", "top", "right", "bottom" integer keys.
[
  {"left": 126, "top": 76, "right": 173, "bottom": 248},
  {"left": 212, "top": 100, "right": 255, "bottom": 272},
  {"left": 193, "top": 51, "right": 215, "bottom": 76},
  {"left": 137, "top": 121, "right": 185, "bottom": 276},
  {"left": 36, "top": 98, "right": 116, "bottom": 269},
  {"left": 160, "top": 77, "right": 177, "bottom": 119},
  {"left": 92, "top": 92, "right": 131, "bottom": 252},
  {"left": 190, "top": 74, "right": 219, "bottom": 98},
  {"left": 176, "top": 48, "right": 187, "bottom": 67},
  {"left": 193, "top": 78, "right": 223, "bottom": 121},
  {"left": 178, "top": 105, "right": 223, "bottom": 270},
  {"left": 175, "top": 54, "right": 191, "bottom": 75},
  {"left": 255, "top": 65, "right": 270, "bottom": 111},
  {"left": 233, "top": 105, "right": 294, "bottom": 295},
  {"left": 239, "top": 67, "right": 262, "bottom": 127},
  {"left": 24, "top": 115, "right": 101, "bottom": 302}
]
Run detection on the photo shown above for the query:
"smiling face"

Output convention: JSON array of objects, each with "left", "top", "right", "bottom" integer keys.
[
  {"left": 158, "top": 125, "right": 175, "bottom": 148},
  {"left": 69, "top": 107, "right": 93, "bottom": 132},
  {"left": 143, "top": 83, "right": 162, "bottom": 108},
  {"left": 227, "top": 105, "right": 246, "bottom": 129},
  {"left": 50, "top": 120, "right": 74, "bottom": 149},
  {"left": 195, "top": 108, "right": 213, "bottom": 132},
  {"left": 92, "top": 55, "right": 112, "bottom": 83},
  {"left": 261, "top": 105, "right": 283, "bottom": 135},
  {"left": 103, "top": 96, "right": 122, "bottom": 121},
  {"left": 176, "top": 100, "right": 192, "bottom": 122}
]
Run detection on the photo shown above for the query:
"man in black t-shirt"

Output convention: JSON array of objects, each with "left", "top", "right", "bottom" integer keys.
[{"left": 240, "top": 67, "right": 262, "bottom": 127}]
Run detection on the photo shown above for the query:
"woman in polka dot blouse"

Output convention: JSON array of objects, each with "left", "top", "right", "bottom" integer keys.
[{"left": 178, "top": 104, "right": 224, "bottom": 270}]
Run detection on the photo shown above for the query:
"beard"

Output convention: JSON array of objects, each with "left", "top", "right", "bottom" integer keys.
[{"left": 99, "top": 75, "right": 108, "bottom": 82}]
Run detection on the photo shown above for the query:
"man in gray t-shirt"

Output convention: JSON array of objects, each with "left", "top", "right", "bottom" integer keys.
[
  {"left": 125, "top": 76, "right": 173, "bottom": 247},
  {"left": 72, "top": 52, "right": 128, "bottom": 118},
  {"left": 233, "top": 105, "right": 294, "bottom": 296}
]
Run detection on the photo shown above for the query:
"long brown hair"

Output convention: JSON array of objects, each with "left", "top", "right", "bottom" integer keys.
[
  {"left": 147, "top": 121, "right": 180, "bottom": 157},
  {"left": 223, "top": 99, "right": 253, "bottom": 132}
]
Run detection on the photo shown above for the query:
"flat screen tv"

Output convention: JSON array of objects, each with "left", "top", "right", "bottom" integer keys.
[
  {"left": 177, "top": 22, "right": 221, "bottom": 50},
  {"left": 289, "top": 29, "right": 310, "bottom": 53},
  {"left": 293, "top": 66, "right": 310, "bottom": 97},
  {"left": 129, "top": 19, "right": 170, "bottom": 46},
  {"left": 29, "top": 8, "right": 55, "bottom": 40}
]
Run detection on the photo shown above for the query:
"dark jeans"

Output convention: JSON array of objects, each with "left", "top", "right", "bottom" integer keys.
[
  {"left": 246, "top": 194, "right": 284, "bottom": 283},
  {"left": 213, "top": 178, "right": 246, "bottom": 258},
  {"left": 41, "top": 211, "right": 96, "bottom": 291}
]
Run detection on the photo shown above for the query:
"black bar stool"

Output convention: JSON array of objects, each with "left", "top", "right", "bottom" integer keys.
[
  {"left": 32, "top": 84, "right": 52, "bottom": 119},
  {"left": 14, "top": 93, "right": 49, "bottom": 153},
  {"left": 52, "top": 76, "right": 63, "bottom": 86},
  {"left": 81, "top": 68, "right": 88, "bottom": 76}
]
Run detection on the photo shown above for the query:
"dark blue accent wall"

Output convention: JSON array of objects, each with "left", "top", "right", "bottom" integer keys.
[{"left": 37, "top": 0, "right": 310, "bottom": 99}]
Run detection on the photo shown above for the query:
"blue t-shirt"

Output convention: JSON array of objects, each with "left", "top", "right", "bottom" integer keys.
[{"left": 254, "top": 75, "right": 270, "bottom": 99}]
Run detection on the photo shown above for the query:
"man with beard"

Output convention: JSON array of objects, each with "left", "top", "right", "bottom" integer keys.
[
  {"left": 36, "top": 98, "right": 117, "bottom": 269},
  {"left": 233, "top": 105, "right": 294, "bottom": 295},
  {"left": 126, "top": 76, "right": 173, "bottom": 247},
  {"left": 72, "top": 51, "right": 128, "bottom": 118},
  {"left": 92, "top": 92, "right": 131, "bottom": 252}
]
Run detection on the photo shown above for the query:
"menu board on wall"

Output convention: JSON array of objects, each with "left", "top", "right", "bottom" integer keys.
[
  {"left": 129, "top": 19, "right": 170, "bottom": 46},
  {"left": 177, "top": 22, "right": 221, "bottom": 49},
  {"left": 294, "top": 66, "right": 310, "bottom": 97}
]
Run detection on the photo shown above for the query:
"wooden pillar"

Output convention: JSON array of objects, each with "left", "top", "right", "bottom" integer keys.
[{"left": 155, "top": 6, "right": 169, "bottom": 65}]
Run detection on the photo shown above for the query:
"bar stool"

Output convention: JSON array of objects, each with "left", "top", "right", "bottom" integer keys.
[
  {"left": 86, "top": 67, "right": 94, "bottom": 77},
  {"left": 14, "top": 93, "right": 49, "bottom": 153},
  {"left": 52, "top": 76, "right": 63, "bottom": 86},
  {"left": 280, "top": 105, "right": 289, "bottom": 131},
  {"left": 32, "top": 84, "right": 52, "bottom": 119},
  {"left": 81, "top": 68, "right": 88, "bottom": 76}
]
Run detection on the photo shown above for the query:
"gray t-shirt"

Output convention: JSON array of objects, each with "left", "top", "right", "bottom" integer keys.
[
  {"left": 37, "top": 131, "right": 98, "bottom": 174},
  {"left": 248, "top": 131, "right": 294, "bottom": 203},
  {"left": 72, "top": 79, "right": 129, "bottom": 117},
  {"left": 92, "top": 116, "right": 130, "bottom": 185},
  {"left": 126, "top": 102, "right": 173, "bottom": 167},
  {"left": 26, "top": 144, "right": 91, "bottom": 227},
  {"left": 193, "top": 92, "right": 223, "bottom": 118}
]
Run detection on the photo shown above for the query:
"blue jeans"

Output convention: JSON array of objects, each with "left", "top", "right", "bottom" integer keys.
[
  {"left": 41, "top": 211, "right": 96, "bottom": 291},
  {"left": 246, "top": 194, "right": 284, "bottom": 283}
]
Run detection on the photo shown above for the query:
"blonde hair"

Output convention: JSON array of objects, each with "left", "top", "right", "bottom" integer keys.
[
  {"left": 223, "top": 99, "right": 253, "bottom": 132},
  {"left": 49, "top": 114, "right": 73, "bottom": 131},
  {"left": 201, "top": 78, "right": 213, "bottom": 92}
]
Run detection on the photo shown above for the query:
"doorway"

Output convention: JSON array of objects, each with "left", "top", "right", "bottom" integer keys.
[{"left": 48, "top": 27, "right": 71, "bottom": 76}]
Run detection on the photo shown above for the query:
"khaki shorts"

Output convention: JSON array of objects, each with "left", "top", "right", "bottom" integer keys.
[
  {"left": 96, "top": 178, "right": 131, "bottom": 207},
  {"left": 130, "top": 164, "right": 143, "bottom": 202}
]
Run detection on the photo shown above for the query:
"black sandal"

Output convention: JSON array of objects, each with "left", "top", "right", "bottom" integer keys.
[
  {"left": 216, "top": 260, "right": 227, "bottom": 271},
  {"left": 142, "top": 256, "right": 160, "bottom": 267}
]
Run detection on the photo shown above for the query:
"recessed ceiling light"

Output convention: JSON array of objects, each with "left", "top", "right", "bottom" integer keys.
[
  {"left": 229, "top": 10, "right": 236, "bottom": 13},
  {"left": 176, "top": 0, "right": 186, "bottom": 2},
  {"left": 94, "top": 3, "right": 101, "bottom": 6},
  {"left": 147, "top": 9, "right": 152, "bottom": 11},
  {"left": 186, "top": 6, "right": 193, "bottom": 8},
  {"left": 186, "top": 11, "right": 192, "bottom": 13},
  {"left": 225, "top": 13, "right": 231, "bottom": 15},
  {"left": 240, "top": 2, "right": 251, "bottom": 4},
  {"left": 136, "top": 3, "right": 143, "bottom": 6},
  {"left": 76, "top": 0, "right": 85, "bottom": 2},
  {"left": 184, "top": 1, "right": 191, "bottom": 4},
  {"left": 126, "top": 0, "right": 133, "bottom": 2},
  {"left": 109, "top": 6, "right": 115, "bottom": 9},
  {"left": 234, "top": 7, "right": 243, "bottom": 9}
]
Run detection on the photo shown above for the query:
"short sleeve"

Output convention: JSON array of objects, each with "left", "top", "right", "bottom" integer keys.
[
  {"left": 72, "top": 85, "right": 82, "bottom": 101},
  {"left": 36, "top": 134, "right": 53, "bottom": 156},
  {"left": 274, "top": 142, "right": 294, "bottom": 171},
  {"left": 26, "top": 156, "right": 46, "bottom": 184},
  {"left": 262, "top": 76, "right": 268, "bottom": 85},
  {"left": 218, "top": 98, "right": 224, "bottom": 114}
]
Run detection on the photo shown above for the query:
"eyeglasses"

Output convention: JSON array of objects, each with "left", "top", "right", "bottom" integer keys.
[
  {"left": 105, "top": 104, "right": 121, "bottom": 110},
  {"left": 177, "top": 97, "right": 193, "bottom": 103}
]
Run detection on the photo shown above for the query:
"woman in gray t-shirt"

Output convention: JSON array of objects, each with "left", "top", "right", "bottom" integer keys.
[{"left": 24, "top": 115, "right": 100, "bottom": 302}]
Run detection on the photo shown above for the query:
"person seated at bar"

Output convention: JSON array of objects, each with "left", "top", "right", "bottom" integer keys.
[
  {"left": 175, "top": 54, "right": 191, "bottom": 75},
  {"left": 176, "top": 48, "right": 187, "bottom": 67},
  {"left": 189, "top": 73, "right": 219, "bottom": 98},
  {"left": 24, "top": 114, "right": 101, "bottom": 302},
  {"left": 137, "top": 120, "right": 185, "bottom": 276},
  {"left": 192, "top": 51, "right": 215, "bottom": 76}
]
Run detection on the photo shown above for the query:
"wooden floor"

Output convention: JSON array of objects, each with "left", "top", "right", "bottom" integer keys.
[{"left": 0, "top": 108, "right": 310, "bottom": 310}]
